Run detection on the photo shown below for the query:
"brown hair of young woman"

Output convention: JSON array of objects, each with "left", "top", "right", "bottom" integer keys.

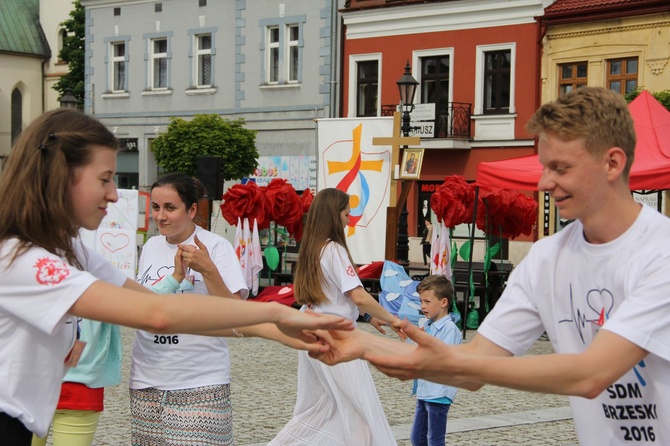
[
  {"left": 294, "top": 188, "right": 356, "bottom": 306},
  {"left": 0, "top": 108, "right": 118, "bottom": 267}
]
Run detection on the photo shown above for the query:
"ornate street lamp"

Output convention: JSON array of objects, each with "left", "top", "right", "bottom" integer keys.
[
  {"left": 397, "top": 61, "right": 419, "bottom": 136},
  {"left": 59, "top": 88, "right": 78, "bottom": 109},
  {"left": 395, "top": 61, "right": 419, "bottom": 265}
]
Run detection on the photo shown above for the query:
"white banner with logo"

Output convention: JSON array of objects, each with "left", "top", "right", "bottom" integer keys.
[{"left": 317, "top": 117, "right": 393, "bottom": 264}]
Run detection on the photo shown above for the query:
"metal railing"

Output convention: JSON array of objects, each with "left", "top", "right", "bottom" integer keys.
[{"left": 381, "top": 102, "right": 471, "bottom": 139}]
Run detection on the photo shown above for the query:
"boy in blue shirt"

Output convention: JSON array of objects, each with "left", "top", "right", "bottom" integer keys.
[{"left": 411, "top": 275, "right": 462, "bottom": 446}]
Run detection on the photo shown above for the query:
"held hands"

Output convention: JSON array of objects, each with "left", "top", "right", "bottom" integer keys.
[
  {"left": 389, "top": 316, "right": 407, "bottom": 340},
  {"left": 308, "top": 329, "right": 366, "bottom": 365},
  {"left": 368, "top": 316, "right": 407, "bottom": 341},
  {"left": 274, "top": 307, "right": 354, "bottom": 345},
  {"left": 365, "top": 319, "right": 457, "bottom": 381}
]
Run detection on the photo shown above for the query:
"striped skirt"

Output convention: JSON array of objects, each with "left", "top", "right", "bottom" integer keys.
[{"left": 130, "top": 384, "right": 233, "bottom": 446}]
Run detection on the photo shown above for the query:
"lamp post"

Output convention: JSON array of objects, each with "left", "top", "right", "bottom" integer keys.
[
  {"left": 59, "top": 88, "right": 78, "bottom": 109},
  {"left": 395, "top": 61, "right": 419, "bottom": 265}
]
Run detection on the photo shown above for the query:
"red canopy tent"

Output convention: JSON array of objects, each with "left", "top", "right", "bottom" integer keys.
[{"left": 476, "top": 91, "right": 670, "bottom": 191}]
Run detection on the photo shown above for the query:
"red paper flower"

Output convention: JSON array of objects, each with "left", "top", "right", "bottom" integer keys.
[
  {"left": 300, "top": 188, "right": 314, "bottom": 214},
  {"left": 430, "top": 175, "right": 475, "bottom": 228},
  {"left": 220, "top": 181, "right": 269, "bottom": 227},
  {"left": 477, "top": 189, "right": 537, "bottom": 239},
  {"left": 264, "top": 179, "right": 303, "bottom": 228},
  {"left": 283, "top": 188, "right": 313, "bottom": 243}
]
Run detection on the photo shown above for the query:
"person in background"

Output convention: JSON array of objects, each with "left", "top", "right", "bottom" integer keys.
[
  {"left": 0, "top": 109, "right": 353, "bottom": 446},
  {"left": 410, "top": 275, "right": 461, "bottom": 446},
  {"left": 30, "top": 318, "right": 121, "bottom": 446},
  {"left": 270, "top": 188, "right": 405, "bottom": 446},
  {"left": 309, "top": 87, "right": 670, "bottom": 446},
  {"left": 129, "top": 172, "right": 250, "bottom": 445},
  {"left": 420, "top": 219, "right": 433, "bottom": 267}
]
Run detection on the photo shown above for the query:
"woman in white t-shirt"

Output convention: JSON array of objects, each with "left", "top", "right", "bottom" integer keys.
[
  {"left": 130, "top": 172, "right": 249, "bottom": 445},
  {"left": 270, "top": 188, "right": 405, "bottom": 446},
  {"left": 0, "top": 109, "right": 353, "bottom": 445}
]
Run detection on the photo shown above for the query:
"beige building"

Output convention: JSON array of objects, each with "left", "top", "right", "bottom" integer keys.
[
  {"left": 537, "top": 0, "right": 670, "bottom": 232},
  {"left": 0, "top": 0, "right": 72, "bottom": 163},
  {"left": 539, "top": 0, "right": 669, "bottom": 102}
]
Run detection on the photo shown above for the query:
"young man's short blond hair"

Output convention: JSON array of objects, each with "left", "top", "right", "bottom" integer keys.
[
  {"left": 416, "top": 275, "right": 454, "bottom": 308},
  {"left": 526, "top": 87, "right": 636, "bottom": 179}
]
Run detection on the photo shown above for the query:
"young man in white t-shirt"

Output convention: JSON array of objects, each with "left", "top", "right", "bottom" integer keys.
[{"left": 314, "top": 87, "right": 670, "bottom": 445}]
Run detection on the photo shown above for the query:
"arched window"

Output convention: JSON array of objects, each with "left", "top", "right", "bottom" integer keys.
[
  {"left": 11, "top": 88, "right": 22, "bottom": 145},
  {"left": 58, "top": 28, "right": 67, "bottom": 61}
]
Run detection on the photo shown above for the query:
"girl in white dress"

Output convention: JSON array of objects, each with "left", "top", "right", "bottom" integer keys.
[{"left": 270, "top": 188, "right": 404, "bottom": 446}]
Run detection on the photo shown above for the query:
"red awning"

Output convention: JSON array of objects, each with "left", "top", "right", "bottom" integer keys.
[{"left": 476, "top": 91, "right": 670, "bottom": 191}]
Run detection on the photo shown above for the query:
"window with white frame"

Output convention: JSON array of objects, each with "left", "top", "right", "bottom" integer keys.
[
  {"left": 261, "top": 17, "right": 304, "bottom": 86},
  {"left": 267, "top": 26, "right": 280, "bottom": 83},
  {"left": 472, "top": 43, "right": 516, "bottom": 141},
  {"left": 474, "top": 43, "right": 516, "bottom": 116},
  {"left": 195, "top": 33, "right": 212, "bottom": 87},
  {"left": 347, "top": 54, "right": 381, "bottom": 117},
  {"left": 483, "top": 49, "right": 511, "bottom": 114},
  {"left": 151, "top": 38, "right": 168, "bottom": 89},
  {"left": 421, "top": 55, "right": 450, "bottom": 138},
  {"left": 357, "top": 60, "right": 378, "bottom": 117},
  {"left": 287, "top": 24, "right": 299, "bottom": 83},
  {"left": 111, "top": 41, "right": 126, "bottom": 92}
]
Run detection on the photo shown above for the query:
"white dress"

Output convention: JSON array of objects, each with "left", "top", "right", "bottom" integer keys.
[{"left": 269, "top": 242, "right": 397, "bottom": 446}]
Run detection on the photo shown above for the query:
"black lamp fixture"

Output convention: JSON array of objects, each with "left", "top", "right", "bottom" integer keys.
[
  {"left": 396, "top": 61, "right": 419, "bottom": 137},
  {"left": 59, "top": 88, "right": 78, "bottom": 109}
]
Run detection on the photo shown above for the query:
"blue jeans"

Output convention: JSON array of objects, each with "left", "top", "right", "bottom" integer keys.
[{"left": 410, "top": 400, "right": 450, "bottom": 446}]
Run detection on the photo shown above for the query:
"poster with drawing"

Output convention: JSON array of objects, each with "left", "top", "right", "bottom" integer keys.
[{"left": 80, "top": 189, "right": 138, "bottom": 278}]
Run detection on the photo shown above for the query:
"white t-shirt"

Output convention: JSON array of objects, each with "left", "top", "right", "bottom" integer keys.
[
  {"left": 306, "top": 241, "right": 362, "bottom": 322},
  {"left": 0, "top": 239, "right": 126, "bottom": 437},
  {"left": 479, "top": 205, "right": 670, "bottom": 445},
  {"left": 130, "top": 225, "right": 247, "bottom": 390}
]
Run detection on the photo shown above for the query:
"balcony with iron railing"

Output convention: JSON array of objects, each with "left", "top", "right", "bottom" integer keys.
[{"left": 381, "top": 102, "right": 472, "bottom": 139}]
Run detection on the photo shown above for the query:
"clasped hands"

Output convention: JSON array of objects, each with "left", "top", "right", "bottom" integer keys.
[{"left": 306, "top": 319, "right": 463, "bottom": 384}]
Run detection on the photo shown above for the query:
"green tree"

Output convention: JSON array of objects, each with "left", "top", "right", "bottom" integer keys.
[
  {"left": 54, "top": 0, "right": 85, "bottom": 107},
  {"left": 151, "top": 114, "right": 259, "bottom": 181}
]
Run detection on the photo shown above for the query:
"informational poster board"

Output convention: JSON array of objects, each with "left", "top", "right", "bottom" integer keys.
[
  {"left": 245, "top": 155, "right": 316, "bottom": 191},
  {"left": 80, "top": 189, "right": 138, "bottom": 278}
]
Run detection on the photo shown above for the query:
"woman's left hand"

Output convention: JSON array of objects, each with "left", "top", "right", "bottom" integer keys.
[{"left": 178, "top": 235, "right": 216, "bottom": 274}]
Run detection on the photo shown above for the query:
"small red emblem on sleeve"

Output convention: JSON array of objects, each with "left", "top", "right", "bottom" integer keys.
[
  {"left": 346, "top": 265, "right": 356, "bottom": 277},
  {"left": 34, "top": 257, "right": 70, "bottom": 285}
]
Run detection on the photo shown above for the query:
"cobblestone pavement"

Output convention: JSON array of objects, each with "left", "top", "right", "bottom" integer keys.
[{"left": 63, "top": 323, "right": 578, "bottom": 445}]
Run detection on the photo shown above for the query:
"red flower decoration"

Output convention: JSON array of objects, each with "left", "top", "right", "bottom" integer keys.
[
  {"left": 285, "top": 218, "right": 304, "bottom": 243},
  {"left": 430, "top": 175, "right": 475, "bottom": 228},
  {"left": 284, "top": 188, "right": 313, "bottom": 243},
  {"left": 477, "top": 189, "right": 537, "bottom": 239},
  {"left": 300, "top": 188, "right": 314, "bottom": 214},
  {"left": 264, "top": 179, "right": 302, "bottom": 228},
  {"left": 220, "top": 182, "right": 269, "bottom": 227}
]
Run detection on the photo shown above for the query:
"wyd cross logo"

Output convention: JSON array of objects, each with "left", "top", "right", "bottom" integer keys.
[
  {"left": 34, "top": 257, "right": 70, "bottom": 285},
  {"left": 323, "top": 123, "right": 391, "bottom": 237}
]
